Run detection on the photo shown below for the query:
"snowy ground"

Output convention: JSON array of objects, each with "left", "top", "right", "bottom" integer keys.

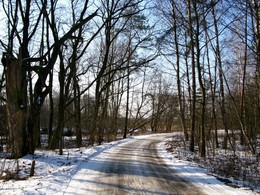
[
  {"left": 161, "top": 131, "right": 260, "bottom": 191},
  {"left": 157, "top": 136, "right": 259, "bottom": 195},
  {"left": 0, "top": 133, "right": 259, "bottom": 194}
]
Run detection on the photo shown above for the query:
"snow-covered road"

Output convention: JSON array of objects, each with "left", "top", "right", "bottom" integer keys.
[
  {"left": 64, "top": 134, "right": 204, "bottom": 195},
  {"left": 0, "top": 133, "right": 256, "bottom": 194}
]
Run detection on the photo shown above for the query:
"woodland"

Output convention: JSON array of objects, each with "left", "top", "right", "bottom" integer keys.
[{"left": 0, "top": 0, "right": 259, "bottom": 170}]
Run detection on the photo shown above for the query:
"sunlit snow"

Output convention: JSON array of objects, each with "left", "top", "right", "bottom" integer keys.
[{"left": 0, "top": 133, "right": 258, "bottom": 195}]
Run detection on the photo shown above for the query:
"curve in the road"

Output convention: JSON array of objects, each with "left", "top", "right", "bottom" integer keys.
[{"left": 64, "top": 134, "right": 204, "bottom": 195}]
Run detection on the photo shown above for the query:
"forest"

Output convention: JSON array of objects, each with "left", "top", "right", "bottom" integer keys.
[{"left": 0, "top": 0, "right": 259, "bottom": 164}]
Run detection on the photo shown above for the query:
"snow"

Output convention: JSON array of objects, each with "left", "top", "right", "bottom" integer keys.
[
  {"left": 0, "top": 133, "right": 258, "bottom": 194},
  {"left": 157, "top": 136, "right": 258, "bottom": 195}
]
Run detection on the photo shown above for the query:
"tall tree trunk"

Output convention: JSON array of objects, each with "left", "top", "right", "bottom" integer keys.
[
  {"left": 5, "top": 55, "right": 28, "bottom": 158},
  {"left": 187, "top": 0, "right": 196, "bottom": 152},
  {"left": 253, "top": 0, "right": 260, "bottom": 143},
  {"left": 49, "top": 51, "right": 65, "bottom": 151},
  {"left": 124, "top": 54, "right": 131, "bottom": 139},
  {"left": 46, "top": 14, "right": 54, "bottom": 146},
  {"left": 204, "top": 16, "right": 219, "bottom": 149},
  {"left": 89, "top": 81, "right": 101, "bottom": 146},
  {"left": 48, "top": 69, "right": 54, "bottom": 146},
  {"left": 74, "top": 82, "right": 82, "bottom": 147},
  {"left": 124, "top": 70, "right": 130, "bottom": 139},
  {"left": 27, "top": 104, "right": 41, "bottom": 154},
  {"left": 240, "top": 0, "right": 248, "bottom": 146},
  {"left": 184, "top": 32, "right": 192, "bottom": 141},
  {"left": 193, "top": 1, "right": 206, "bottom": 158},
  {"left": 171, "top": 1, "right": 189, "bottom": 141},
  {"left": 212, "top": 5, "right": 230, "bottom": 150}
]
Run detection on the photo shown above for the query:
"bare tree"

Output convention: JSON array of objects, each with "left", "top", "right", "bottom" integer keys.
[
  {"left": 89, "top": 0, "right": 155, "bottom": 145},
  {"left": 1, "top": 0, "right": 98, "bottom": 157},
  {"left": 155, "top": 0, "right": 189, "bottom": 140},
  {"left": 49, "top": 0, "right": 102, "bottom": 151}
]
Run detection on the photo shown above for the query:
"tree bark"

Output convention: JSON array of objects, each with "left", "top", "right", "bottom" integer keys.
[
  {"left": 171, "top": 1, "right": 189, "bottom": 141},
  {"left": 187, "top": 0, "right": 196, "bottom": 152},
  {"left": 212, "top": 4, "right": 230, "bottom": 150},
  {"left": 49, "top": 51, "right": 66, "bottom": 152},
  {"left": 5, "top": 55, "right": 28, "bottom": 158},
  {"left": 192, "top": 1, "right": 206, "bottom": 158}
]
